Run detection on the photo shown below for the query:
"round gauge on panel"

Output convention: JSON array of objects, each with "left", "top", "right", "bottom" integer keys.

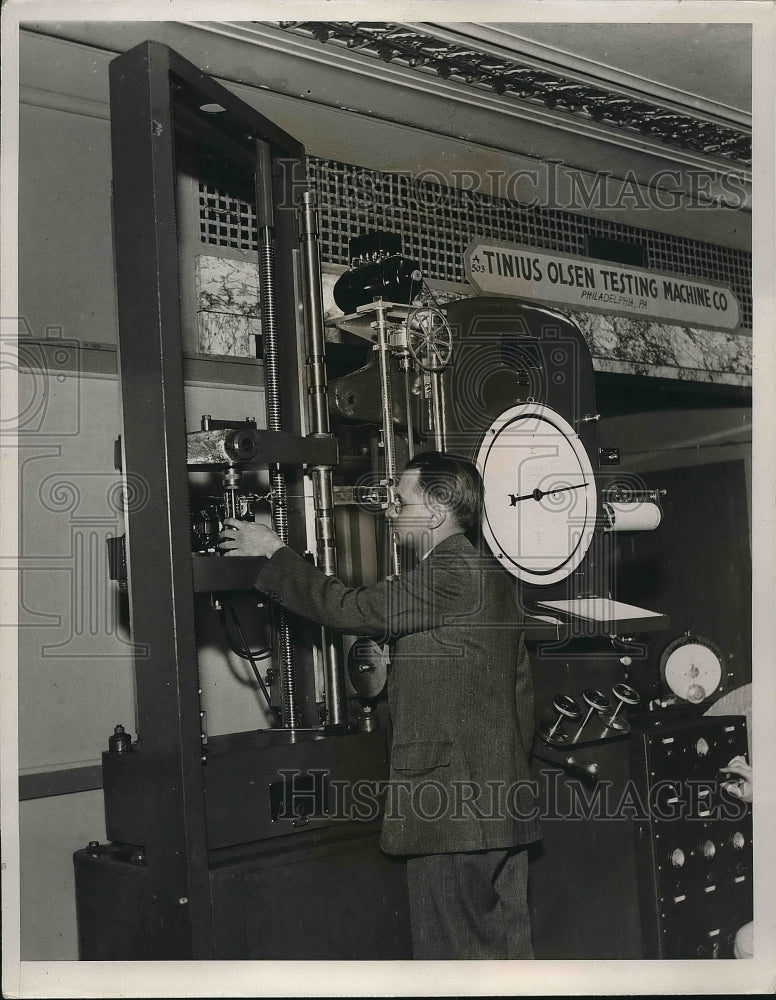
[
  {"left": 346, "top": 637, "right": 389, "bottom": 701},
  {"left": 659, "top": 633, "right": 724, "bottom": 704},
  {"left": 476, "top": 402, "right": 597, "bottom": 586}
]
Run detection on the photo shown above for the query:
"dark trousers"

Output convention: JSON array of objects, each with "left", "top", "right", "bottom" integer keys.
[{"left": 406, "top": 846, "right": 533, "bottom": 960}]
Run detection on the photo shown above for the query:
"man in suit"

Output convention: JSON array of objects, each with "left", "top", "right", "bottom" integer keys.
[{"left": 220, "top": 452, "right": 540, "bottom": 959}]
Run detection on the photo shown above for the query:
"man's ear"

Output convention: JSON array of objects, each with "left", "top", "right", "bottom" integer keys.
[{"left": 428, "top": 500, "right": 448, "bottom": 527}]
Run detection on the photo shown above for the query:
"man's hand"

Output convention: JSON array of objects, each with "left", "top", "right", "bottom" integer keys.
[
  {"left": 719, "top": 755, "right": 753, "bottom": 803},
  {"left": 219, "top": 518, "right": 285, "bottom": 558}
]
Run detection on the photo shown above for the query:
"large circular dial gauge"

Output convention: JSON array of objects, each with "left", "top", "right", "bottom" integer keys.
[
  {"left": 660, "top": 633, "right": 724, "bottom": 704},
  {"left": 476, "top": 402, "right": 597, "bottom": 586}
]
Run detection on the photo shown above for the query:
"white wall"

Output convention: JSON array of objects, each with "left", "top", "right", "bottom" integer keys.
[
  {"left": 20, "top": 792, "right": 106, "bottom": 960},
  {"left": 17, "top": 366, "right": 273, "bottom": 958}
]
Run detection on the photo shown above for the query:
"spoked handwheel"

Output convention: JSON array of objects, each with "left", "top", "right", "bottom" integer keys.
[{"left": 405, "top": 307, "right": 453, "bottom": 372}]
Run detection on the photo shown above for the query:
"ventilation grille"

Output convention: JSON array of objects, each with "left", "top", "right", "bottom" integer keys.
[
  {"left": 197, "top": 153, "right": 752, "bottom": 329},
  {"left": 198, "top": 144, "right": 257, "bottom": 251}
]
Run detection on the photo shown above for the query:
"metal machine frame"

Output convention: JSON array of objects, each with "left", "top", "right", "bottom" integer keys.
[
  {"left": 109, "top": 40, "right": 259, "bottom": 957},
  {"left": 84, "top": 40, "right": 410, "bottom": 960}
]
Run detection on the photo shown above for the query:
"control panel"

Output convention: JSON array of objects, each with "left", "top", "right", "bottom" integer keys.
[
  {"left": 632, "top": 714, "right": 752, "bottom": 958},
  {"left": 529, "top": 711, "right": 751, "bottom": 959}
]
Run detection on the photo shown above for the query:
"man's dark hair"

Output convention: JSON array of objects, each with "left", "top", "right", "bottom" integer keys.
[{"left": 404, "top": 452, "right": 484, "bottom": 530}]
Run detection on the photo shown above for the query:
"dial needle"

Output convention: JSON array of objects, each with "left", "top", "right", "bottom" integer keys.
[{"left": 508, "top": 482, "right": 588, "bottom": 505}]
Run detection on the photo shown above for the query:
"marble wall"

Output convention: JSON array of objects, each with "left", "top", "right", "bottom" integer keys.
[
  {"left": 571, "top": 311, "right": 751, "bottom": 388},
  {"left": 195, "top": 255, "right": 262, "bottom": 358},
  {"left": 195, "top": 254, "right": 752, "bottom": 387}
]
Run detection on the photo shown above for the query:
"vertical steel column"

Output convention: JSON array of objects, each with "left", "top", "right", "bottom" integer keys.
[
  {"left": 430, "top": 370, "right": 448, "bottom": 452},
  {"left": 375, "top": 304, "right": 401, "bottom": 578},
  {"left": 255, "top": 140, "right": 298, "bottom": 729},
  {"left": 375, "top": 305, "right": 398, "bottom": 486},
  {"left": 108, "top": 42, "right": 212, "bottom": 958},
  {"left": 403, "top": 364, "right": 416, "bottom": 460},
  {"left": 298, "top": 192, "right": 347, "bottom": 729}
]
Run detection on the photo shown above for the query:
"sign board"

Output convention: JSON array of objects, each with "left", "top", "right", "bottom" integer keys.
[{"left": 464, "top": 240, "right": 740, "bottom": 332}]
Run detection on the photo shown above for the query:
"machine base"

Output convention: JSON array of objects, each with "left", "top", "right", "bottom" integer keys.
[{"left": 74, "top": 826, "right": 412, "bottom": 960}]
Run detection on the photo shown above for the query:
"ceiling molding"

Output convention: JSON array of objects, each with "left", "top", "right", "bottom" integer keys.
[
  {"left": 428, "top": 22, "right": 751, "bottom": 128},
  {"left": 267, "top": 21, "right": 750, "bottom": 167}
]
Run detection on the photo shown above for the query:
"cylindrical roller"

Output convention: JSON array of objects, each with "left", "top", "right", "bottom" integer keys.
[
  {"left": 603, "top": 500, "right": 662, "bottom": 532},
  {"left": 311, "top": 467, "right": 337, "bottom": 576}
]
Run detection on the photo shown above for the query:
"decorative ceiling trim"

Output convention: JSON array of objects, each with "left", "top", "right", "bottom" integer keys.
[
  {"left": 425, "top": 22, "right": 751, "bottom": 127},
  {"left": 275, "top": 21, "right": 751, "bottom": 166}
]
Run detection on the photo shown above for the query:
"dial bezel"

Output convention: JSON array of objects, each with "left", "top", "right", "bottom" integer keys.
[
  {"left": 659, "top": 633, "right": 724, "bottom": 703},
  {"left": 476, "top": 402, "right": 598, "bottom": 586}
]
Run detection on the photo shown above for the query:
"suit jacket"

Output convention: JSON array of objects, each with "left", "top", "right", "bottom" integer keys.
[{"left": 256, "top": 532, "right": 540, "bottom": 855}]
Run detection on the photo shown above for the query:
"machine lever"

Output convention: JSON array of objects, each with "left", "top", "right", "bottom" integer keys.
[
  {"left": 532, "top": 747, "right": 600, "bottom": 787},
  {"left": 563, "top": 755, "right": 600, "bottom": 786}
]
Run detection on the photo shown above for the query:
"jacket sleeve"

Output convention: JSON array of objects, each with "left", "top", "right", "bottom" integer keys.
[
  {"left": 514, "top": 632, "right": 536, "bottom": 758},
  {"left": 254, "top": 543, "right": 475, "bottom": 642}
]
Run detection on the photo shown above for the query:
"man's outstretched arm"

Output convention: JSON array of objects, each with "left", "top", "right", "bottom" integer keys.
[{"left": 220, "top": 518, "right": 474, "bottom": 640}]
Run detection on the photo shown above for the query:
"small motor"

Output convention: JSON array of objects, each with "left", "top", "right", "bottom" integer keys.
[{"left": 333, "top": 231, "right": 423, "bottom": 314}]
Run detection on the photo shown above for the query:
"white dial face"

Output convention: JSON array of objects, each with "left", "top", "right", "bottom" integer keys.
[
  {"left": 664, "top": 642, "right": 722, "bottom": 702},
  {"left": 476, "top": 403, "right": 597, "bottom": 585}
]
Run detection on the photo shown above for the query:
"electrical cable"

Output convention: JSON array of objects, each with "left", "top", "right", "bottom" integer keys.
[
  {"left": 217, "top": 605, "right": 271, "bottom": 660},
  {"left": 229, "top": 604, "right": 281, "bottom": 723},
  {"left": 217, "top": 603, "right": 280, "bottom": 723}
]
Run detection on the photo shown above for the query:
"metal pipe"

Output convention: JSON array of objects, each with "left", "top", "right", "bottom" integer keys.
[
  {"left": 375, "top": 303, "right": 398, "bottom": 487},
  {"left": 403, "top": 363, "right": 415, "bottom": 460},
  {"left": 299, "top": 191, "right": 330, "bottom": 436},
  {"left": 375, "top": 303, "right": 401, "bottom": 579},
  {"left": 298, "top": 191, "right": 347, "bottom": 729},
  {"left": 255, "top": 139, "right": 298, "bottom": 730},
  {"left": 430, "top": 370, "right": 447, "bottom": 452}
]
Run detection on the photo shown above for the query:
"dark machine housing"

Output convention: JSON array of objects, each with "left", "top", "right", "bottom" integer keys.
[{"left": 74, "top": 41, "right": 411, "bottom": 961}]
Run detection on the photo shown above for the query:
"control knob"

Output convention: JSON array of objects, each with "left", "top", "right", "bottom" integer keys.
[
  {"left": 538, "top": 694, "right": 582, "bottom": 745},
  {"left": 574, "top": 688, "right": 611, "bottom": 741},
  {"left": 600, "top": 682, "right": 640, "bottom": 733}
]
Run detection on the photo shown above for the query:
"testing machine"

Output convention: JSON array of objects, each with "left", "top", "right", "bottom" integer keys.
[{"left": 74, "top": 40, "right": 752, "bottom": 961}]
